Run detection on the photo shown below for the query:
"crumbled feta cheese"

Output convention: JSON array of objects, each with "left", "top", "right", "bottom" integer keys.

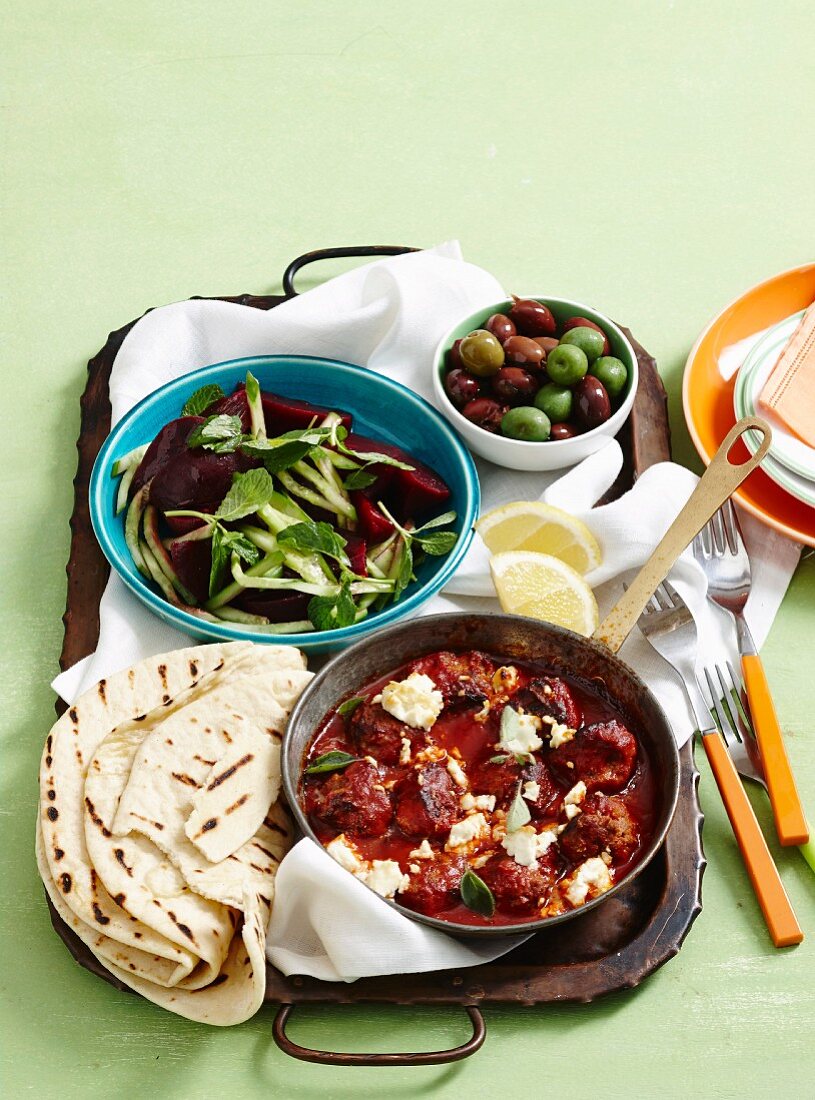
[
  {"left": 326, "top": 834, "right": 365, "bottom": 874},
  {"left": 564, "top": 804, "right": 582, "bottom": 820},
  {"left": 364, "top": 755, "right": 378, "bottom": 766},
  {"left": 381, "top": 673, "right": 444, "bottom": 731},
  {"left": 564, "top": 781, "right": 587, "bottom": 807},
  {"left": 470, "top": 851, "right": 494, "bottom": 869},
  {"left": 497, "top": 709, "right": 543, "bottom": 755},
  {"left": 543, "top": 684, "right": 553, "bottom": 695},
  {"left": 399, "top": 736, "right": 412, "bottom": 766},
  {"left": 364, "top": 860, "right": 410, "bottom": 898},
  {"left": 549, "top": 722, "right": 576, "bottom": 749},
  {"left": 414, "top": 744, "right": 447, "bottom": 766},
  {"left": 523, "top": 780, "right": 540, "bottom": 802},
  {"left": 409, "top": 863, "right": 420, "bottom": 874},
  {"left": 460, "top": 792, "right": 476, "bottom": 812},
  {"left": 446, "top": 755, "right": 468, "bottom": 789},
  {"left": 565, "top": 857, "right": 613, "bottom": 907},
  {"left": 409, "top": 839, "right": 435, "bottom": 860},
  {"left": 447, "top": 813, "right": 489, "bottom": 850},
  {"left": 472, "top": 794, "right": 496, "bottom": 812},
  {"left": 474, "top": 700, "right": 491, "bottom": 722},
  {"left": 492, "top": 665, "right": 520, "bottom": 693},
  {"left": 501, "top": 825, "right": 558, "bottom": 868}
]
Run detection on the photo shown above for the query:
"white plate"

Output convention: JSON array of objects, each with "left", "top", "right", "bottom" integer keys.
[{"left": 734, "top": 310, "right": 815, "bottom": 481}]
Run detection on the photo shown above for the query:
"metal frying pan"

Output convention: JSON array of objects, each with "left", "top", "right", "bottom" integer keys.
[{"left": 282, "top": 417, "right": 771, "bottom": 936}]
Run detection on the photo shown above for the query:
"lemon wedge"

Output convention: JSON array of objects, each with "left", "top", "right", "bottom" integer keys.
[
  {"left": 476, "top": 501, "right": 602, "bottom": 575},
  {"left": 490, "top": 551, "right": 599, "bottom": 636}
]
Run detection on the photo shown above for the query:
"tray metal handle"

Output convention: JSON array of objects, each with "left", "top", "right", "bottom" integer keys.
[
  {"left": 282, "top": 245, "right": 420, "bottom": 297},
  {"left": 272, "top": 1002, "right": 486, "bottom": 1066}
]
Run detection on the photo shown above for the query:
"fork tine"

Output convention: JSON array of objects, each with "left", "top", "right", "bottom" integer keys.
[
  {"left": 653, "top": 586, "right": 670, "bottom": 611},
  {"left": 715, "top": 663, "right": 742, "bottom": 743},
  {"left": 704, "top": 665, "right": 737, "bottom": 744},
  {"left": 662, "top": 579, "right": 681, "bottom": 606},
  {"left": 726, "top": 658, "right": 756, "bottom": 735},
  {"left": 721, "top": 499, "right": 740, "bottom": 555},
  {"left": 712, "top": 509, "right": 726, "bottom": 555}
]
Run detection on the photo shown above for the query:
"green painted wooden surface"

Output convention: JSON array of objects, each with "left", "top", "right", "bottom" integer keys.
[{"left": 2, "top": 2, "right": 814, "bottom": 1096}]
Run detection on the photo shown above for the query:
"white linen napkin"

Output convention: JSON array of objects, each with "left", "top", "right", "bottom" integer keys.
[{"left": 52, "top": 243, "right": 801, "bottom": 983}]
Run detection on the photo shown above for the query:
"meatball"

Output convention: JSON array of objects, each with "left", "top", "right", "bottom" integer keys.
[
  {"left": 308, "top": 761, "right": 393, "bottom": 836},
  {"left": 514, "top": 676, "right": 582, "bottom": 729},
  {"left": 395, "top": 763, "right": 460, "bottom": 838},
  {"left": 522, "top": 760, "right": 561, "bottom": 818},
  {"left": 559, "top": 794, "right": 639, "bottom": 863},
  {"left": 400, "top": 854, "right": 466, "bottom": 916},
  {"left": 347, "top": 698, "right": 414, "bottom": 765},
  {"left": 480, "top": 850, "right": 559, "bottom": 914},
  {"left": 407, "top": 650, "right": 496, "bottom": 709},
  {"left": 549, "top": 720, "right": 637, "bottom": 792},
  {"left": 468, "top": 755, "right": 523, "bottom": 808}
]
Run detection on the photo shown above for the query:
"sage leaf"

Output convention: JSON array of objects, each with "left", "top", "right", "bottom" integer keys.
[
  {"left": 182, "top": 383, "right": 225, "bottom": 417},
  {"left": 304, "top": 750, "right": 360, "bottom": 775},
  {"left": 460, "top": 869, "right": 496, "bottom": 917},
  {"left": 337, "top": 695, "right": 365, "bottom": 717},
  {"left": 505, "top": 786, "right": 532, "bottom": 833}
]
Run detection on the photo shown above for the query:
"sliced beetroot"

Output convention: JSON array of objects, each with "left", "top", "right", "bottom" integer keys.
[
  {"left": 150, "top": 448, "right": 259, "bottom": 515},
  {"left": 344, "top": 533, "right": 368, "bottom": 576},
  {"left": 132, "top": 416, "right": 204, "bottom": 493},
  {"left": 165, "top": 513, "right": 210, "bottom": 536},
  {"left": 262, "top": 391, "right": 352, "bottom": 436},
  {"left": 233, "top": 589, "right": 311, "bottom": 622},
  {"left": 167, "top": 534, "right": 213, "bottom": 604},
  {"left": 344, "top": 433, "right": 450, "bottom": 521},
  {"left": 203, "top": 386, "right": 251, "bottom": 431},
  {"left": 353, "top": 494, "right": 395, "bottom": 543}
]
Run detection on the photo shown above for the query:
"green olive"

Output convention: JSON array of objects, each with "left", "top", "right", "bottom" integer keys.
[
  {"left": 501, "top": 406, "right": 551, "bottom": 442},
  {"left": 534, "top": 382, "right": 573, "bottom": 423},
  {"left": 459, "top": 329, "right": 505, "bottom": 377},
  {"left": 545, "top": 344, "right": 589, "bottom": 386},
  {"left": 560, "top": 327, "right": 605, "bottom": 363},
  {"left": 590, "top": 356, "right": 628, "bottom": 399}
]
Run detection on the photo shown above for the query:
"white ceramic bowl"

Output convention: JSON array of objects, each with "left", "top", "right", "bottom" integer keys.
[{"left": 432, "top": 296, "right": 639, "bottom": 472}]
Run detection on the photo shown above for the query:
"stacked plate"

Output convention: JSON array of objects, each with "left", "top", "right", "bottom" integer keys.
[
  {"left": 683, "top": 263, "right": 815, "bottom": 547},
  {"left": 733, "top": 310, "right": 815, "bottom": 508}
]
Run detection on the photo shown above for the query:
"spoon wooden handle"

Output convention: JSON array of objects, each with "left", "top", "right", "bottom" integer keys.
[{"left": 595, "top": 416, "right": 771, "bottom": 654}]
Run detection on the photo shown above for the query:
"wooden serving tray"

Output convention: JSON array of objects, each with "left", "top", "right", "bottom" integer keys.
[{"left": 50, "top": 247, "right": 705, "bottom": 1066}]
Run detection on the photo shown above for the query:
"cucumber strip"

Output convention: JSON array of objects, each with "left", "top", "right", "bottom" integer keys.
[
  {"left": 115, "top": 462, "right": 138, "bottom": 515},
  {"left": 125, "top": 486, "right": 151, "bottom": 578},
  {"left": 166, "top": 523, "right": 214, "bottom": 547},
  {"left": 255, "top": 503, "right": 333, "bottom": 585},
  {"left": 143, "top": 504, "right": 197, "bottom": 605},
  {"left": 139, "top": 538, "right": 181, "bottom": 605},
  {"left": 111, "top": 443, "right": 149, "bottom": 478},
  {"left": 216, "top": 618, "right": 316, "bottom": 635},
  {"left": 315, "top": 446, "right": 361, "bottom": 471},
  {"left": 239, "top": 526, "right": 279, "bottom": 555},
  {"left": 245, "top": 370, "right": 266, "bottom": 442},
  {"left": 277, "top": 469, "right": 356, "bottom": 522},
  {"left": 213, "top": 606, "right": 271, "bottom": 626},
  {"left": 268, "top": 491, "right": 311, "bottom": 522},
  {"left": 229, "top": 557, "right": 336, "bottom": 597},
  {"left": 293, "top": 460, "right": 356, "bottom": 521},
  {"left": 205, "top": 552, "right": 284, "bottom": 611}
]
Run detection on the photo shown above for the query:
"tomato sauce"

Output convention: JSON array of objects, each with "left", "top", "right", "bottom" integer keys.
[{"left": 299, "top": 650, "right": 658, "bottom": 927}]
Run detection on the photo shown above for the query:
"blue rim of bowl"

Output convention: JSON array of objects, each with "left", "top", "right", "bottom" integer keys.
[
  {"left": 432, "top": 295, "right": 638, "bottom": 448},
  {"left": 89, "top": 354, "right": 480, "bottom": 650}
]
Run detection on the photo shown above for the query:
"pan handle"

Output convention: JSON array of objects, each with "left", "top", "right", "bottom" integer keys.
[
  {"left": 595, "top": 416, "right": 772, "bottom": 654},
  {"left": 272, "top": 1002, "right": 486, "bottom": 1066},
  {"left": 282, "top": 245, "right": 420, "bottom": 297}
]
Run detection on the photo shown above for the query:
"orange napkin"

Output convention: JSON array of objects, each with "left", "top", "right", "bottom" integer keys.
[{"left": 757, "top": 302, "right": 815, "bottom": 446}]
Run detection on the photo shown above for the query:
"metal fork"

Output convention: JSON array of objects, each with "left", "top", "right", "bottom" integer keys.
[
  {"left": 637, "top": 581, "right": 802, "bottom": 947},
  {"left": 693, "top": 500, "right": 808, "bottom": 846}
]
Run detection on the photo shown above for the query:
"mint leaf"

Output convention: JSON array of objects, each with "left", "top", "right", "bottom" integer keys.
[
  {"left": 506, "top": 786, "right": 532, "bottom": 833},
  {"left": 187, "top": 414, "right": 245, "bottom": 452},
  {"left": 392, "top": 541, "right": 414, "bottom": 602},
  {"left": 305, "top": 750, "right": 360, "bottom": 775},
  {"left": 215, "top": 468, "right": 274, "bottom": 522},
  {"left": 337, "top": 440, "right": 414, "bottom": 471},
  {"left": 208, "top": 525, "right": 230, "bottom": 597},
  {"left": 308, "top": 582, "right": 356, "bottom": 631},
  {"left": 223, "top": 530, "right": 261, "bottom": 566},
  {"left": 337, "top": 695, "right": 365, "bottom": 717},
  {"left": 343, "top": 466, "right": 378, "bottom": 491},
  {"left": 415, "top": 510, "right": 457, "bottom": 533},
  {"left": 182, "top": 383, "right": 225, "bottom": 417},
  {"left": 414, "top": 530, "right": 457, "bottom": 556},
  {"left": 242, "top": 428, "right": 332, "bottom": 473},
  {"left": 460, "top": 869, "right": 495, "bottom": 917},
  {"left": 278, "top": 521, "right": 347, "bottom": 562}
]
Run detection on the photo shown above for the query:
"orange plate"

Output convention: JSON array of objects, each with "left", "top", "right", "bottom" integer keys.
[{"left": 683, "top": 263, "right": 815, "bottom": 546}]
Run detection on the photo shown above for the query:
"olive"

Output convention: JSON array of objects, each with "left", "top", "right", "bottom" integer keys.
[
  {"left": 492, "top": 366, "right": 539, "bottom": 404},
  {"left": 590, "top": 356, "right": 628, "bottom": 399},
  {"left": 447, "top": 338, "right": 464, "bottom": 370},
  {"left": 550, "top": 422, "right": 580, "bottom": 440},
  {"left": 462, "top": 397, "right": 509, "bottom": 433},
  {"left": 503, "top": 335, "right": 545, "bottom": 369},
  {"left": 534, "top": 382, "right": 573, "bottom": 423},
  {"left": 445, "top": 368, "right": 482, "bottom": 409},
  {"left": 459, "top": 329, "right": 505, "bottom": 377},
  {"left": 560, "top": 327, "right": 605, "bottom": 363},
  {"left": 507, "top": 296, "right": 557, "bottom": 337},
  {"left": 562, "top": 316, "right": 611, "bottom": 356},
  {"left": 574, "top": 376, "right": 612, "bottom": 429},
  {"left": 485, "top": 313, "right": 516, "bottom": 344},
  {"left": 546, "top": 344, "right": 589, "bottom": 386},
  {"left": 501, "top": 406, "right": 551, "bottom": 442},
  {"left": 532, "top": 336, "right": 560, "bottom": 358}
]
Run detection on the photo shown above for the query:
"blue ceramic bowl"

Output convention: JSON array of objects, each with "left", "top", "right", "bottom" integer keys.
[{"left": 90, "top": 355, "right": 480, "bottom": 653}]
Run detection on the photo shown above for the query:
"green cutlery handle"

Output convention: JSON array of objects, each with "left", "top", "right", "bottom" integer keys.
[{"left": 799, "top": 822, "right": 815, "bottom": 876}]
